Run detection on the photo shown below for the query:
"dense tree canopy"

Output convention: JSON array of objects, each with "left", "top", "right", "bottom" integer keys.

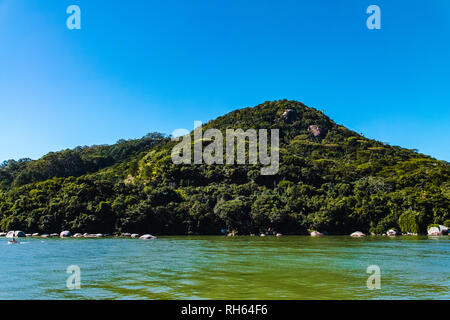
[{"left": 0, "top": 101, "right": 448, "bottom": 235}]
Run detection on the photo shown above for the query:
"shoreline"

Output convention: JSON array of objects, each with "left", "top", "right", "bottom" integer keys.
[{"left": 1, "top": 233, "right": 448, "bottom": 239}]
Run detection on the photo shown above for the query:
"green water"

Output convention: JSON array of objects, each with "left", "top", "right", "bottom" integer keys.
[{"left": 1, "top": 236, "right": 448, "bottom": 299}]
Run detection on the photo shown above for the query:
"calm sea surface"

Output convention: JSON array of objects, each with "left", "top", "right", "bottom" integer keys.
[{"left": 0, "top": 236, "right": 448, "bottom": 299}]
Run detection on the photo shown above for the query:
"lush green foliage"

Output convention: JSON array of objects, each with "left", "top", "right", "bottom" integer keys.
[
  {"left": 398, "top": 210, "right": 421, "bottom": 234},
  {"left": 0, "top": 132, "right": 166, "bottom": 189},
  {"left": 0, "top": 101, "right": 448, "bottom": 235}
]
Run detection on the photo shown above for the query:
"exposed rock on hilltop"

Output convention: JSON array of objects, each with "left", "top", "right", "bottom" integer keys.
[
  {"left": 282, "top": 109, "right": 297, "bottom": 123},
  {"left": 308, "top": 125, "right": 325, "bottom": 137}
]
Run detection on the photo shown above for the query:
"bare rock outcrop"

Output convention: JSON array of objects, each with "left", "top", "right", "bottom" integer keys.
[
  {"left": 282, "top": 109, "right": 297, "bottom": 123},
  {"left": 308, "top": 125, "right": 324, "bottom": 137}
]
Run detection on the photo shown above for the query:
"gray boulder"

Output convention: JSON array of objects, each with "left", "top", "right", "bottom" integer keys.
[
  {"left": 308, "top": 125, "right": 325, "bottom": 137},
  {"left": 350, "top": 231, "right": 365, "bottom": 237},
  {"left": 139, "top": 234, "right": 156, "bottom": 240},
  {"left": 282, "top": 109, "right": 297, "bottom": 122},
  {"left": 60, "top": 231, "right": 72, "bottom": 238},
  {"left": 7, "top": 231, "right": 26, "bottom": 238},
  {"left": 439, "top": 225, "right": 448, "bottom": 236},
  {"left": 310, "top": 231, "right": 324, "bottom": 237},
  {"left": 386, "top": 229, "right": 399, "bottom": 236},
  {"left": 428, "top": 227, "right": 441, "bottom": 236}
]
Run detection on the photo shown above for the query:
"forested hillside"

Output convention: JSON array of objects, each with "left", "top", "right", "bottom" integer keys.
[
  {"left": 0, "top": 100, "right": 448, "bottom": 235},
  {"left": 0, "top": 132, "right": 166, "bottom": 189}
]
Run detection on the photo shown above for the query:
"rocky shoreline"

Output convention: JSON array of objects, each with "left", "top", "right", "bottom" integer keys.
[
  {"left": 310, "top": 225, "right": 449, "bottom": 237},
  {"left": 1, "top": 228, "right": 448, "bottom": 239},
  {"left": 0, "top": 230, "right": 157, "bottom": 240}
]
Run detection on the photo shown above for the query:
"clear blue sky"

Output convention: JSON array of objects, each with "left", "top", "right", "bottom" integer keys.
[{"left": 1, "top": 0, "right": 449, "bottom": 162}]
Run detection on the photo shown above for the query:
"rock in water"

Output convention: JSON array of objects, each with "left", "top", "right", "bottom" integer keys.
[
  {"left": 131, "top": 234, "right": 139, "bottom": 238},
  {"left": 139, "top": 234, "right": 156, "bottom": 240},
  {"left": 439, "top": 225, "right": 448, "bottom": 236},
  {"left": 73, "top": 233, "right": 83, "bottom": 237},
  {"left": 386, "top": 229, "right": 399, "bottom": 236},
  {"left": 428, "top": 227, "right": 441, "bottom": 236},
  {"left": 7, "top": 231, "right": 26, "bottom": 238},
  {"left": 350, "top": 231, "right": 365, "bottom": 237},
  {"left": 310, "top": 231, "right": 324, "bottom": 237},
  {"left": 60, "top": 231, "right": 72, "bottom": 238}
]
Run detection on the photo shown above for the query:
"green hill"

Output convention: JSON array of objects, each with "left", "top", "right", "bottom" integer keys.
[{"left": 0, "top": 100, "right": 448, "bottom": 235}]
